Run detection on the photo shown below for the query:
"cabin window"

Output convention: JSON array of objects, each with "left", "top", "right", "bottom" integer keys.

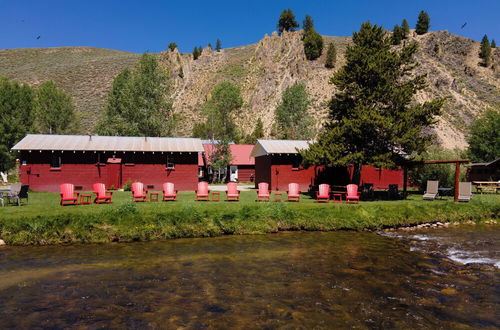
[
  {"left": 292, "top": 158, "right": 300, "bottom": 170},
  {"left": 51, "top": 153, "right": 61, "bottom": 168},
  {"left": 166, "top": 156, "right": 175, "bottom": 169}
]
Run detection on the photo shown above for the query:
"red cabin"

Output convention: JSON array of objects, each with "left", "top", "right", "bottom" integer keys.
[
  {"left": 202, "top": 144, "right": 255, "bottom": 182},
  {"left": 251, "top": 139, "right": 406, "bottom": 192},
  {"left": 12, "top": 134, "right": 204, "bottom": 192}
]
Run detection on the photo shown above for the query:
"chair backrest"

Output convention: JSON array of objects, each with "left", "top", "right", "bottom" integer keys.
[
  {"left": 318, "top": 184, "right": 330, "bottom": 197},
  {"left": 258, "top": 182, "right": 269, "bottom": 194},
  {"left": 131, "top": 182, "right": 144, "bottom": 196},
  {"left": 288, "top": 183, "right": 299, "bottom": 196},
  {"left": 9, "top": 183, "right": 21, "bottom": 194},
  {"left": 198, "top": 181, "right": 209, "bottom": 195},
  {"left": 346, "top": 184, "right": 358, "bottom": 197},
  {"left": 459, "top": 182, "right": 472, "bottom": 196},
  {"left": 19, "top": 185, "right": 29, "bottom": 198},
  {"left": 426, "top": 180, "right": 439, "bottom": 194},
  {"left": 163, "top": 182, "right": 175, "bottom": 195},
  {"left": 93, "top": 183, "right": 106, "bottom": 196},
  {"left": 227, "top": 182, "right": 238, "bottom": 194},
  {"left": 60, "top": 183, "right": 74, "bottom": 199}
]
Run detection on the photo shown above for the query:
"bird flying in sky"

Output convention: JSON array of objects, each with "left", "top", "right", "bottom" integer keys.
[{"left": 461, "top": 22, "right": 467, "bottom": 29}]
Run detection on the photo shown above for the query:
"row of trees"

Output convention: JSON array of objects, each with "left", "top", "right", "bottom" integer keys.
[{"left": 0, "top": 78, "right": 78, "bottom": 171}]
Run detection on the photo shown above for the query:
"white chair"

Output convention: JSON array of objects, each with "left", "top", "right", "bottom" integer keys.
[{"left": 423, "top": 180, "right": 439, "bottom": 200}]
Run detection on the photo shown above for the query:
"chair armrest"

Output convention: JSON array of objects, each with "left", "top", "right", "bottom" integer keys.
[{"left": 74, "top": 192, "right": 80, "bottom": 198}]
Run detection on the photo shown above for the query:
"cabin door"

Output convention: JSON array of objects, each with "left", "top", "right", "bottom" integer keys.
[
  {"left": 230, "top": 166, "right": 238, "bottom": 182},
  {"left": 106, "top": 158, "right": 122, "bottom": 189}
]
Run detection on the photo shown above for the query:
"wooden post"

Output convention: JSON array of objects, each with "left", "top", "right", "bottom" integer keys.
[
  {"left": 454, "top": 162, "right": 460, "bottom": 202},
  {"left": 403, "top": 166, "right": 408, "bottom": 199}
]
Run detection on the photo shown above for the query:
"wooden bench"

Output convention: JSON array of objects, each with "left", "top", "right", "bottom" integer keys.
[{"left": 472, "top": 181, "right": 500, "bottom": 194}]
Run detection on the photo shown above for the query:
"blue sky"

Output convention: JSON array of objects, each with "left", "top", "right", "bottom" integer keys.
[{"left": 1, "top": 0, "right": 498, "bottom": 53}]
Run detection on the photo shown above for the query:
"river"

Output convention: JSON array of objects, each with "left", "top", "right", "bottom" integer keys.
[{"left": 0, "top": 226, "right": 498, "bottom": 328}]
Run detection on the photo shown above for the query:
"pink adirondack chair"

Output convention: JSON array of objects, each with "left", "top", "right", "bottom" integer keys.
[
  {"left": 225, "top": 182, "right": 240, "bottom": 201},
  {"left": 131, "top": 182, "right": 148, "bottom": 202},
  {"left": 162, "top": 182, "right": 177, "bottom": 201},
  {"left": 196, "top": 181, "right": 210, "bottom": 201},
  {"left": 256, "top": 182, "right": 270, "bottom": 202},
  {"left": 287, "top": 183, "right": 300, "bottom": 202},
  {"left": 60, "top": 183, "right": 79, "bottom": 206},
  {"left": 93, "top": 183, "right": 113, "bottom": 204},
  {"left": 316, "top": 184, "right": 330, "bottom": 203},
  {"left": 346, "top": 184, "right": 360, "bottom": 203}
]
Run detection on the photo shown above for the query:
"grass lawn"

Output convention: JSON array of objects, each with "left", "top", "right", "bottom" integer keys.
[{"left": 0, "top": 190, "right": 498, "bottom": 245}]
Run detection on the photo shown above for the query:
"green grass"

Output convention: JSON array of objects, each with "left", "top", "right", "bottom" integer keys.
[{"left": 0, "top": 190, "right": 498, "bottom": 245}]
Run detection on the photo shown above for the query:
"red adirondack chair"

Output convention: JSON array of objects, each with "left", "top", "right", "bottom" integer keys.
[
  {"left": 256, "top": 182, "right": 270, "bottom": 202},
  {"left": 60, "top": 183, "right": 79, "bottom": 206},
  {"left": 162, "top": 182, "right": 177, "bottom": 201},
  {"left": 287, "top": 183, "right": 300, "bottom": 202},
  {"left": 316, "top": 184, "right": 330, "bottom": 203},
  {"left": 93, "top": 183, "right": 113, "bottom": 204},
  {"left": 346, "top": 184, "right": 360, "bottom": 203},
  {"left": 196, "top": 181, "right": 210, "bottom": 201},
  {"left": 131, "top": 182, "right": 148, "bottom": 202},
  {"left": 225, "top": 182, "right": 240, "bottom": 201}
]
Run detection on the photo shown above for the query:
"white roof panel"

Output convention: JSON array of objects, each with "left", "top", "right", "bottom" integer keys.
[
  {"left": 11, "top": 134, "right": 204, "bottom": 153},
  {"left": 250, "top": 139, "right": 312, "bottom": 157}
]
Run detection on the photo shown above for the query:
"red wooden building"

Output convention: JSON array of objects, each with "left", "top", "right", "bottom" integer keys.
[
  {"left": 12, "top": 134, "right": 204, "bottom": 192},
  {"left": 251, "top": 139, "right": 405, "bottom": 192},
  {"left": 202, "top": 144, "right": 255, "bottom": 182}
]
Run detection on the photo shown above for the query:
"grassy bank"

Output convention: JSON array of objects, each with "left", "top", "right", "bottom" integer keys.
[{"left": 0, "top": 191, "right": 498, "bottom": 245}]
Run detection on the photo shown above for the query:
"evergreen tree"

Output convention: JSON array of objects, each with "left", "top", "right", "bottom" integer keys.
[
  {"left": 192, "top": 46, "right": 202, "bottom": 60},
  {"left": 215, "top": 39, "right": 222, "bottom": 52},
  {"left": 302, "top": 15, "right": 314, "bottom": 34},
  {"left": 168, "top": 42, "right": 177, "bottom": 51},
  {"left": 36, "top": 80, "right": 78, "bottom": 134},
  {"left": 415, "top": 10, "right": 430, "bottom": 35},
  {"left": 325, "top": 42, "right": 337, "bottom": 69},
  {"left": 277, "top": 9, "right": 299, "bottom": 34},
  {"left": 300, "top": 22, "right": 443, "bottom": 183},
  {"left": 302, "top": 15, "right": 323, "bottom": 60},
  {"left": 480, "top": 34, "right": 492, "bottom": 66},
  {"left": 0, "top": 78, "right": 36, "bottom": 171},
  {"left": 97, "top": 53, "right": 175, "bottom": 136},
  {"left": 401, "top": 19, "right": 410, "bottom": 38},
  {"left": 243, "top": 118, "right": 264, "bottom": 144},
  {"left": 275, "top": 83, "right": 314, "bottom": 139},
  {"left": 491, "top": 39, "right": 496, "bottom": 48},
  {"left": 392, "top": 25, "right": 404, "bottom": 45},
  {"left": 207, "top": 43, "right": 212, "bottom": 50},
  {"left": 466, "top": 108, "right": 500, "bottom": 162}
]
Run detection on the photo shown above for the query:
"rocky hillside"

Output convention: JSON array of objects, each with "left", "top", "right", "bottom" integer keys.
[{"left": 1, "top": 31, "right": 498, "bottom": 149}]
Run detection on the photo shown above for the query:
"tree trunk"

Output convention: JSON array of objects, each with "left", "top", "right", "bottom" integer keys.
[{"left": 352, "top": 163, "right": 362, "bottom": 185}]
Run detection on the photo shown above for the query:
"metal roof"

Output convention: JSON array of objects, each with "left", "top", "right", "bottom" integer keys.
[
  {"left": 250, "top": 139, "right": 312, "bottom": 157},
  {"left": 11, "top": 134, "right": 204, "bottom": 153}
]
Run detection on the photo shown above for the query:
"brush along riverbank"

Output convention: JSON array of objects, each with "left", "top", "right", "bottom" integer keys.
[{"left": 0, "top": 191, "right": 498, "bottom": 245}]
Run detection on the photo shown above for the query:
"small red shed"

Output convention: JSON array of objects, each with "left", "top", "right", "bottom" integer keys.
[
  {"left": 202, "top": 144, "right": 255, "bottom": 182},
  {"left": 12, "top": 134, "right": 204, "bottom": 192}
]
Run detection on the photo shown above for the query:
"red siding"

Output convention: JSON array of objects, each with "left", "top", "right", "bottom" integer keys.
[
  {"left": 254, "top": 156, "right": 271, "bottom": 189},
  {"left": 353, "top": 165, "right": 405, "bottom": 189},
  {"left": 19, "top": 151, "right": 199, "bottom": 192},
  {"left": 237, "top": 165, "right": 255, "bottom": 182}
]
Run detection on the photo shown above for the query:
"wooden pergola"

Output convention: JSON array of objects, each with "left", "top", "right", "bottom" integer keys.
[{"left": 402, "top": 159, "right": 471, "bottom": 202}]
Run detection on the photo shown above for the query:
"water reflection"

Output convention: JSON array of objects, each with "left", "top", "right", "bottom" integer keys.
[{"left": 0, "top": 231, "right": 498, "bottom": 328}]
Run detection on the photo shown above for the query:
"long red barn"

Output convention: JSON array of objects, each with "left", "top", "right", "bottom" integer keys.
[
  {"left": 12, "top": 134, "right": 204, "bottom": 192},
  {"left": 251, "top": 139, "right": 405, "bottom": 191}
]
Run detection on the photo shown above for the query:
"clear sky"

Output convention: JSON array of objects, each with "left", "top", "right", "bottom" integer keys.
[{"left": 1, "top": 0, "right": 498, "bottom": 53}]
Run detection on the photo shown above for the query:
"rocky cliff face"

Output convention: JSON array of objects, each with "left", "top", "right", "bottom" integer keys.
[{"left": 160, "top": 30, "right": 499, "bottom": 149}]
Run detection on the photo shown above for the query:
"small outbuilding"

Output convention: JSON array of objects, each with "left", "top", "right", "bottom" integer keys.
[
  {"left": 466, "top": 159, "right": 500, "bottom": 181},
  {"left": 12, "top": 134, "right": 204, "bottom": 192}
]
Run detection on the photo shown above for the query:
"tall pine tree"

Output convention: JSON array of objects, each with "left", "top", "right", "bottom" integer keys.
[
  {"left": 480, "top": 35, "right": 492, "bottom": 66},
  {"left": 302, "top": 15, "right": 323, "bottom": 60},
  {"left": 392, "top": 25, "right": 404, "bottom": 45},
  {"left": 301, "top": 22, "right": 443, "bottom": 183},
  {"left": 277, "top": 9, "right": 299, "bottom": 34},
  {"left": 415, "top": 11, "right": 430, "bottom": 35},
  {"left": 401, "top": 19, "right": 410, "bottom": 38},
  {"left": 325, "top": 42, "right": 337, "bottom": 69}
]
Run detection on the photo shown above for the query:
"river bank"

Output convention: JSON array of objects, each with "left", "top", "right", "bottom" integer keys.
[{"left": 0, "top": 191, "right": 498, "bottom": 245}]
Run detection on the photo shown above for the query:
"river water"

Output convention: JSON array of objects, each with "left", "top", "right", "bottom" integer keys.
[{"left": 0, "top": 226, "right": 498, "bottom": 328}]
